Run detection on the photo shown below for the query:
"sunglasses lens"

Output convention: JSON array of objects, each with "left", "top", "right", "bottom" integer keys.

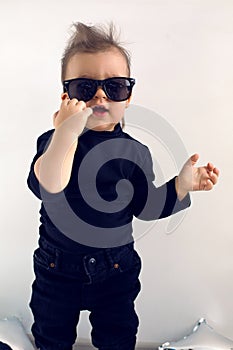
[
  {"left": 64, "top": 78, "right": 134, "bottom": 102},
  {"left": 68, "top": 79, "right": 96, "bottom": 102},
  {"left": 105, "top": 78, "right": 132, "bottom": 101}
]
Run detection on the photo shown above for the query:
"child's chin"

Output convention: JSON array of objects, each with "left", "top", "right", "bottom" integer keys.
[{"left": 87, "top": 120, "right": 116, "bottom": 132}]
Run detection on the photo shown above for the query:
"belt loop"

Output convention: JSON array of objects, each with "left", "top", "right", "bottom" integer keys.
[{"left": 105, "top": 248, "right": 114, "bottom": 267}]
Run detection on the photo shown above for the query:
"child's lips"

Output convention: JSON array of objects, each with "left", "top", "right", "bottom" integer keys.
[{"left": 92, "top": 105, "right": 109, "bottom": 116}]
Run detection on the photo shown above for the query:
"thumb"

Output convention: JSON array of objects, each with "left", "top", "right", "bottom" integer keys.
[
  {"left": 81, "top": 107, "right": 93, "bottom": 118},
  {"left": 76, "top": 107, "right": 93, "bottom": 126},
  {"left": 189, "top": 153, "right": 199, "bottom": 166}
]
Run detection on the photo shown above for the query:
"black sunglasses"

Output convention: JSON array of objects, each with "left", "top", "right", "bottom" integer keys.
[{"left": 63, "top": 77, "right": 136, "bottom": 102}]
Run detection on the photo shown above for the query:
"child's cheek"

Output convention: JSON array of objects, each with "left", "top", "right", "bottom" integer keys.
[{"left": 110, "top": 102, "right": 127, "bottom": 122}]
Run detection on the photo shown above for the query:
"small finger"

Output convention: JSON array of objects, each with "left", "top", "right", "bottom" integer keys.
[
  {"left": 202, "top": 178, "right": 214, "bottom": 191},
  {"left": 209, "top": 172, "right": 219, "bottom": 185},
  {"left": 207, "top": 162, "right": 214, "bottom": 172},
  {"left": 67, "top": 98, "right": 79, "bottom": 105},
  {"left": 213, "top": 167, "right": 220, "bottom": 176},
  {"left": 68, "top": 99, "right": 87, "bottom": 111},
  {"left": 76, "top": 100, "right": 87, "bottom": 110},
  {"left": 206, "top": 179, "right": 214, "bottom": 190}
]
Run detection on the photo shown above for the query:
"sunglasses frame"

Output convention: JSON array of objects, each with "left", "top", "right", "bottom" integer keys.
[{"left": 63, "top": 77, "right": 136, "bottom": 102}]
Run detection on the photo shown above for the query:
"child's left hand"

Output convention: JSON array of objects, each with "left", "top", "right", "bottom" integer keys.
[{"left": 175, "top": 154, "right": 220, "bottom": 200}]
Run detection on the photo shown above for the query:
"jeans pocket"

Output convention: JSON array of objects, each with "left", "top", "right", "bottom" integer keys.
[
  {"left": 111, "top": 248, "right": 141, "bottom": 274},
  {"left": 33, "top": 247, "right": 57, "bottom": 270}
]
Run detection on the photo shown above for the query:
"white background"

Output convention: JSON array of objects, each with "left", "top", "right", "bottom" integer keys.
[{"left": 0, "top": 0, "right": 233, "bottom": 345}]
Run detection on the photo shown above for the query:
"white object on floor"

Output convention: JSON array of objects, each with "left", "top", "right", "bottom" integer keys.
[
  {"left": 0, "top": 317, "right": 34, "bottom": 350},
  {"left": 159, "top": 318, "right": 233, "bottom": 350}
]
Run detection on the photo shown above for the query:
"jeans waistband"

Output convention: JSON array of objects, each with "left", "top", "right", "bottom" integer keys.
[{"left": 38, "top": 236, "right": 134, "bottom": 269}]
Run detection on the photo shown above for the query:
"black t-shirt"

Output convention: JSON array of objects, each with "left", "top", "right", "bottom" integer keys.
[
  {"left": 27, "top": 123, "right": 190, "bottom": 252},
  {"left": 0, "top": 342, "right": 13, "bottom": 350}
]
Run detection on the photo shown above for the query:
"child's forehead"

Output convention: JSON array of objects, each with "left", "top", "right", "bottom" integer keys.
[
  {"left": 65, "top": 49, "right": 129, "bottom": 80},
  {"left": 71, "top": 47, "right": 123, "bottom": 60}
]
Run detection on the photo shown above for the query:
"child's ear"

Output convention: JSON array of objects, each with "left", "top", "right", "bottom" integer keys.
[{"left": 61, "top": 92, "right": 69, "bottom": 100}]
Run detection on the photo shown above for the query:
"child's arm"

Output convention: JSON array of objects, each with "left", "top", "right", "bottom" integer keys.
[
  {"left": 132, "top": 148, "right": 219, "bottom": 221},
  {"left": 175, "top": 153, "right": 219, "bottom": 200},
  {"left": 34, "top": 97, "right": 92, "bottom": 193}
]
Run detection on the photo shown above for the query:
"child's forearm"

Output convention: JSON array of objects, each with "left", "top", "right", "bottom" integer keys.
[
  {"left": 34, "top": 106, "right": 92, "bottom": 194},
  {"left": 175, "top": 176, "right": 189, "bottom": 201},
  {"left": 34, "top": 129, "right": 78, "bottom": 193}
]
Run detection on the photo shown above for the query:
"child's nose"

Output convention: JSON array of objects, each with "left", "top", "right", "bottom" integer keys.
[{"left": 94, "top": 86, "right": 107, "bottom": 100}]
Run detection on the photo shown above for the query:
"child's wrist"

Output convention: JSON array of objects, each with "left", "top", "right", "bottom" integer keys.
[{"left": 175, "top": 176, "right": 189, "bottom": 201}]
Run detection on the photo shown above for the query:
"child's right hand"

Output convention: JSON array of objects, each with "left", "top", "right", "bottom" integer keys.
[
  {"left": 53, "top": 95, "right": 93, "bottom": 136},
  {"left": 33, "top": 96, "right": 93, "bottom": 193}
]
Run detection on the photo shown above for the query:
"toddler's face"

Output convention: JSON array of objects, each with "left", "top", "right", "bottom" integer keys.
[{"left": 64, "top": 48, "right": 131, "bottom": 131}]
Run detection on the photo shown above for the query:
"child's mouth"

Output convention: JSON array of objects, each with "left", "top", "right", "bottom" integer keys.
[{"left": 92, "top": 105, "right": 109, "bottom": 116}]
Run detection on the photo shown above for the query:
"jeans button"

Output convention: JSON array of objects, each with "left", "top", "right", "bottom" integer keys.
[{"left": 89, "top": 258, "right": 96, "bottom": 265}]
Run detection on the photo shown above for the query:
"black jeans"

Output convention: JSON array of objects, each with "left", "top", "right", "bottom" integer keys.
[{"left": 29, "top": 237, "right": 141, "bottom": 350}]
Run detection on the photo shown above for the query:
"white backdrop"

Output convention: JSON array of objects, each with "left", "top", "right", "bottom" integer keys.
[{"left": 0, "top": 0, "right": 233, "bottom": 345}]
